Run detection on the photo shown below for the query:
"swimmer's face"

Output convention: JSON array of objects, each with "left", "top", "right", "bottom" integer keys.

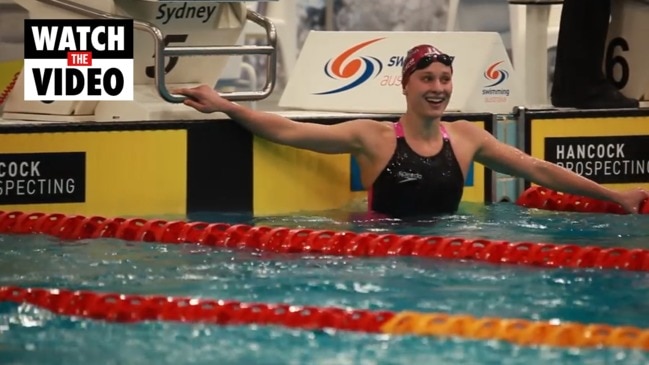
[{"left": 403, "top": 62, "right": 453, "bottom": 120}]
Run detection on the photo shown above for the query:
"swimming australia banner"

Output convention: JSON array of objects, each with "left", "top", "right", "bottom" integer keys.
[{"left": 280, "top": 31, "right": 523, "bottom": 114}]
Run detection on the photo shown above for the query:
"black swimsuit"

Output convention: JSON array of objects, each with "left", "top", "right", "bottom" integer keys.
[{"left": 368, "top": 121, "right": 465, "bottom": 217}]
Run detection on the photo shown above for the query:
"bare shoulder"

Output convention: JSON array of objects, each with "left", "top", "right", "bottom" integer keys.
[
  {"left": 444, "top": 119, "right": 495, "bottom": 142},
  {"left": 340, "top": 118, "right": 395, "bottom": 155},
  {"left": 442, "top": 119, "right": 497, "bottom": 155},
  {"left": 443, "top": 119, "right": 486, "bottom": 136},
  {"left": 345, "top": 118, "right": 393, "bottom": 128},
  {"left": 342, "top": 118, "right": 395, "bottom": 136}
]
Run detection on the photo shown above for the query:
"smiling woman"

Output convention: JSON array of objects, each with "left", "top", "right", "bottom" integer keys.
[{"left": 173, "top": 42, "right": 649, "bottom": 217}]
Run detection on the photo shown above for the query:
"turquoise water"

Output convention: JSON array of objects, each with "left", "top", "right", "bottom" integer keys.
[{"left": 1, "top": 202, "right": 649, "bottom": 365}]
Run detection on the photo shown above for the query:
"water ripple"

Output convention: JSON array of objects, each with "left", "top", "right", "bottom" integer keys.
[{"left": 1, "top": 204, "right": 648, "bottom": 364}]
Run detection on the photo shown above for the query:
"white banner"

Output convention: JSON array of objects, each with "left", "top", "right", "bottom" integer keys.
[{"left": 280, "top": 31, "right": 524, "bottom": 114}]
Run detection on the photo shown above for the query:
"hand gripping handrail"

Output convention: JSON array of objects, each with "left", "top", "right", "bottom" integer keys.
[{"left": 36, "top": 0, "right": 277, "bottom": 102}]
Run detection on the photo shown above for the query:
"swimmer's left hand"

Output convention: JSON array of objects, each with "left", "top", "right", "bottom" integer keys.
[{"left": 615, "top": 188, "right": 649, "bottom": 214}]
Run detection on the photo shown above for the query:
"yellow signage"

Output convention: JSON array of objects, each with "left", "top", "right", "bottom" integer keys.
[
  {"left": 530, "top": 116, "right": 649, "bottom": 191},
  {"left": 462, "top": 120, "right": 486, "bottom": 203},
  {"left": 0, "top": 130, "right": 187, "bottom": 217},
  {"left": 253, "top": 137, "right": 365, "bottom": 216}
]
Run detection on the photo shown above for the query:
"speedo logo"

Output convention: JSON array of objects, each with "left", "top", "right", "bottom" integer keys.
[{"left": 397, "top": 171, "right": 422, "bottom": 183}]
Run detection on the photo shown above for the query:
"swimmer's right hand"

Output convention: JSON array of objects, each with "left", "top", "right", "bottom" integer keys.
[
  {"left": 172, "top": 85, "right": 234, "bottom": 114},
  {"left": 615, "top": 188, "right": 649, "bottom": 214}
]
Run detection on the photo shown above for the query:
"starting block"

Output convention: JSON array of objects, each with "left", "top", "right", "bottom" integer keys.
[
  {"left": 279, "top": 31, "right": 524, "bottom": 114},
  {"left": 606, "top": 0, "right": 649, "bottom": 103},
  {"left": 1, "top": 0, "right": 279, "bottom": 122}
]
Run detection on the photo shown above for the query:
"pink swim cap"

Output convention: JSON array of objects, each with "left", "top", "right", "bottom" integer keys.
[{"left": 402, "top": 44, "right": 454, "bottom": 87}]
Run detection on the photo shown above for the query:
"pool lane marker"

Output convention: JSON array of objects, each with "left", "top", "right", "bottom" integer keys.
[
  {"left": 1, "top": 210, "right": 648, "bottom": 272},
  {"left": 1, "top": 286, "right": 648, "bottom": 351}
]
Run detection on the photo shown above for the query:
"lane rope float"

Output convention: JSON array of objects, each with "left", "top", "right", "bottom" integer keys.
[
  {"left": 1, "top": 286, "right": 647, "bottom": 351},
  {"left": 1, "top": 210, "right": 648, "bottom": 272},
  {"left": 517, "top": 186, "right": 649, "bottom": 215}
]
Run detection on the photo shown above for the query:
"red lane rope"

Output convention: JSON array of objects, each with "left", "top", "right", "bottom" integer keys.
[
  {"left": 2, "top": 286, "right": 649, "bottom": 351},
  {"left": 0, "top": 286, "right": 392, "bottom": 333},
  {"left": 517, "top": 186, "right": 649, "bottom": 214},
  {"left": 1, "top": 210, "right": 648, "bottom": 272},
  {"left": 0, "top": 71, "right": 19, "bottom": 105}
]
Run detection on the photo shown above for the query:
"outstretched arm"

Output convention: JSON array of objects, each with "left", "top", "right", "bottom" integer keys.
[
  {"left": 173, "top": 85, "right": 376, "bottom": 154},
  {"left": 465, "top": 124, "right": 648, "bottom": 213}
]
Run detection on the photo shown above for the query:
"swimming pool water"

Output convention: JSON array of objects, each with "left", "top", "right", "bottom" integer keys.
[{"left": 1, "top": 202, "right": 648, "bottom": 365}]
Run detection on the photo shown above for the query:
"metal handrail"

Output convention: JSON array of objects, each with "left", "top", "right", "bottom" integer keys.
[
  {"left": 508, "top": 0, "right": 563, "bottom": 4},
  {"left": 36, "top": 0, "right": 277, "bottom": 102}
]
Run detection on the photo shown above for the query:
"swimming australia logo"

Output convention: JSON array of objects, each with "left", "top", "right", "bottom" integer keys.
[
  {"left": 482, "top": 60, "right": 511, "bottom": 102},
  {"left": 314, "top": 38, "right": 385, "bottom": 95},
  {"left": 484, "top": 61, "right": 509, "bottom": 87},
  {"left": 397, "top": 171, "right": 422, "bottom": 184}
]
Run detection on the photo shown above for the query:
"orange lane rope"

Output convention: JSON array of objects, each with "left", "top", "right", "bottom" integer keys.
[
  {"left": 1, "top": 210, "right": 648, "bottom": 272},
  {"left": 1, "top": 286, "right": 647, "bottom": 351}
]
